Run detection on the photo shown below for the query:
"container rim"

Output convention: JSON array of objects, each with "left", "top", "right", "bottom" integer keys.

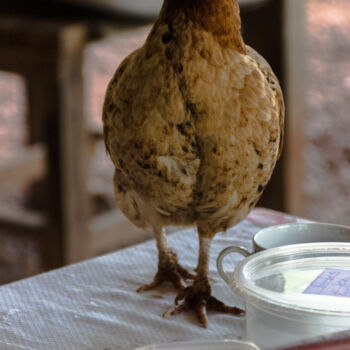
[
  {"left": 135, "top": 339, "right": 260, "bottom": 350},
  {"left": 253, "top": 222, "right": 350, "bottom": 251}
]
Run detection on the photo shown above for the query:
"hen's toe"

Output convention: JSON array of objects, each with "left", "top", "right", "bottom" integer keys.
[
  {"left": 163, "top": 280, "right": 244, "bottom": 328},
  {"left": 137, "top": 253, "right": 195, "bottom": 292}
]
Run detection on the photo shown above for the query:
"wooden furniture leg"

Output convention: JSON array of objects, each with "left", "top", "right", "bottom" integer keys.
[{"left": 31, "top": 24, "right": 90, "bottom": 269}]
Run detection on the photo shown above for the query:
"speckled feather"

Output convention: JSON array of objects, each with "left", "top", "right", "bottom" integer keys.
[{"left": 103, "top": 0, "right": 284, "bottom": 238}]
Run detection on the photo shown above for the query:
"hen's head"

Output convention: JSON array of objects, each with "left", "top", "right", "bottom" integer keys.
[{"left": 158, "top": 0, "right": 246, "bottom": 52}]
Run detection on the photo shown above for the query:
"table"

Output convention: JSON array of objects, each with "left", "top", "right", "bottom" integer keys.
[{"left": 0, "top": 209, "right": 305, "bottom": 350}]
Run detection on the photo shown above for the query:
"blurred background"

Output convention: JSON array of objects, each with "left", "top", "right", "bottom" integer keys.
[{"left": 0, "top": 0, "right": 349, "bottom": 284}]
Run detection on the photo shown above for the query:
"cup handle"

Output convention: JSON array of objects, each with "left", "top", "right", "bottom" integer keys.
[{"left": 216, "top": 246, "right": 251, "bottom": 284}]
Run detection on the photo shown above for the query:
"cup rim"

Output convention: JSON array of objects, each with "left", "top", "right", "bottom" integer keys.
[{"left": 253, "top": 221, "right": 350, "bottom": 251}]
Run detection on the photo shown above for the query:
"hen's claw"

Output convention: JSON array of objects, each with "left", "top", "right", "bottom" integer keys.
[
  {"left": 163, "top": 282, "right": 245, "bottom": 328},
  {"left": 176, "top": 265, "right": 196, "bottom": 280},
  {"left": 137, "top": 253, "right": 195, "bottom": 292}
]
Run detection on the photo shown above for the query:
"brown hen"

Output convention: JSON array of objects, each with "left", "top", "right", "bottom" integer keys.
[{"left": 103, "top": 0, "right": 284, "bottom": 327}]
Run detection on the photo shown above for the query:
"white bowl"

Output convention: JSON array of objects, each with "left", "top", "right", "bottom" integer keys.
[
  {"left": 219, "top": 243, "right": 350, "bottom": 348},
  {"left": 135, "top": 340, "right": 259, "bottom": 350}
]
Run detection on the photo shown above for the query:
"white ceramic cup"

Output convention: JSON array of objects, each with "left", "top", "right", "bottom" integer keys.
[{"left": 217, "top": 222, "right": 350, "bottom": 283}]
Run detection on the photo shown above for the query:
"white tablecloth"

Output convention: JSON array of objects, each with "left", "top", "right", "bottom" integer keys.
[{"left": 0, "top": 209, "right": 303, "bottom": 350}]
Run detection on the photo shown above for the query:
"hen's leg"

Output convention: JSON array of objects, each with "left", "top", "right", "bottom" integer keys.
[
  {"left": 164, "top": 235, "right": 244, "bottom": 328},
  {"left": 137, "top": 226, "right": 195, "bottom": 292}
]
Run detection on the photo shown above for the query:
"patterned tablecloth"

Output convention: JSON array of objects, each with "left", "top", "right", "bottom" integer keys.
[{"left": 0, "top": 208, "right": 305, "bottom": 350}]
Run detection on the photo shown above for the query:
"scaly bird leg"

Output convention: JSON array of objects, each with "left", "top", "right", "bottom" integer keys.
[
  {"left": 137, "top": 226, "right": 195, "bottom": 292},
  {"left": 163, "top": 234, "right": 244, "bottom": 328}
]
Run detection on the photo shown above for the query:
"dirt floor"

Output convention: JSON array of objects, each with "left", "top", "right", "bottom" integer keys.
[{"left": 0, "top": 1, "right": 349, "bottom": 284}]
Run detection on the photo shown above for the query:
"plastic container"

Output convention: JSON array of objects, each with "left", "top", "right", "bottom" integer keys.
[
  {"left": 135, "top": 340, "right": 260, "bottom": 349},
  {"left": 217, "top": 243, "right": 350, "bottom": 349}
]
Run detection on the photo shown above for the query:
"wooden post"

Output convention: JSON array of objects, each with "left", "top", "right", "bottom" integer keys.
[
  {"left": 59, "top": 24, "right": 91, "bottom": 264},
  {"left": 284, "top": 0, "right": 307, "bottom": 216}
]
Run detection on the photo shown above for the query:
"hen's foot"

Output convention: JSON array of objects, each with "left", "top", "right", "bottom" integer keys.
[
  {"left": 163, "top": 278, "right": 244, "bottom": 328},
  {"left": 137, "top": 251, "right": 195, "bottom": 292}
]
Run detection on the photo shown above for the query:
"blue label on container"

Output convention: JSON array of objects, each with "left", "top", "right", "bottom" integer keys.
[{"left": 303, "top": 268, "right": 350, "bottom": 298}]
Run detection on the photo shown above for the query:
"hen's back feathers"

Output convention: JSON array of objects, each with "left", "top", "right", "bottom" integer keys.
[{"left": 103, "top": 19, "right": 284, "bottom": 237}]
